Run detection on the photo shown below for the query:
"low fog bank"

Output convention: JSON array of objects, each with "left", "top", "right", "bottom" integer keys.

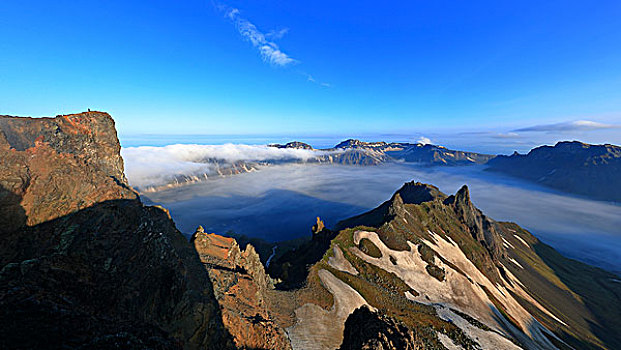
[
  {"left": 121, "top": 144, "right": 340, "bottom": 188},
  {"left": 143, "top": 163, "right": 621, "bottom": 275}
]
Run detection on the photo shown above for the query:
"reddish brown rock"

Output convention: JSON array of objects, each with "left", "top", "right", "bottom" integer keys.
[
  {"left": 0, "top": 112, "right": 137, "bottom": 231},
  {"left": 193, "top": 228, "right": 292, "bottom": 350}
]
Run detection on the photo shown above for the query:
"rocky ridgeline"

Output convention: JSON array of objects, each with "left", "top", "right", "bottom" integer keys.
[
  {"left": 0, "top": 112, "right": 232, "bottom": 349},
  {"left": 487, "top": 141, "right": 621, "bottom": 202}
]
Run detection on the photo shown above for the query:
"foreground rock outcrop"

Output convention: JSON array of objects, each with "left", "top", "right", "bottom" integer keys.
[
  {"left": 0, "top": 112, "right": 231, "bottom": 349},
  {"left": 192, "top": 228, "right": 291, "bottom": 350},
  {"left": 339, "top": 306, "right": 420, "bottom": 350}
]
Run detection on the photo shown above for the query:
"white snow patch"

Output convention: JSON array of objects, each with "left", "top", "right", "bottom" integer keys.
[
  {"left": 435, "top": 305, "right": 521, "bottom": 350},
  {"left": 509, "top": 258, "right": 524, "bottom": 269},
  {"left": 514, "top": 234, "right": 530, "bottom": 248},
  {"left": 287, "top": 269, "right": 368, "bottom": 350},
  {"left": 327, "top": 245, "right": 358, "bottom": 275},
  {"left": 437, "top": 332, "right": 464, "bottom": 350},
  {"left": 352, "top": 230, "right": 561, "bottom": 349},
  {"left": 502, "top": 237, "right": 515, "bottom": 249}
]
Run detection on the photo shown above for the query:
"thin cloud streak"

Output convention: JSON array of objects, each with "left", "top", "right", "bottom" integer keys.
[
  {"left": 221, "top": 6, "right": 297, "bottom": 66},
  {"left": 515, "top": 120, "right": 621, "bottom": 132},
  {"left": 266, "top": 28, "right": 289, "bottom": 40},
  {"left": 214, "top": 3, "right": 331, "bottom": 86},
  {"left": 302, "top": 72, "right": 331, "bottom": 88}
]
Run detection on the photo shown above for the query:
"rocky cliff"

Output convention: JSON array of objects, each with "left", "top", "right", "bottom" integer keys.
[
  {"left": 339, "top": 306, "right": 421, "bottom": 350},
  {"left": 0, "top": 112, "right": 231, "bottom": 349},
  {"left": 192, "top": 227, "right": 292, "bottom": 349}
]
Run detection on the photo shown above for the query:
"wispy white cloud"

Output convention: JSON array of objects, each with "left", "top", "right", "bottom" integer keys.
[
  {"left": 515, "top": 120, "right": 621, "bottom": 132},
  {"left": 223, "top": 6, "right": 296, "bottom": 66},
  {"left": 491, "top": 132, "right": 520, "bottom": 139},
  {"left": 417, "top": 136, "right": 432, "bottom": 145},
  {"left": 266, "top": 28, "right": 289, "bottom": 40},
  {"left": 302, "top": 72, "right": 331, "bottom": 87},
  {"left": 215, "top": 3, "right": 331, "bottom": 86}
]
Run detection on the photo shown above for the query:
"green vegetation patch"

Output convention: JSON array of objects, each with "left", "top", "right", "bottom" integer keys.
[{"left": 358, "top": 238, "right": 382, "bottom": 258}]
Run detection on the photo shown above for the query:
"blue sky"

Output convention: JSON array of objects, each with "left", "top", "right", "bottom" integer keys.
[{"left": 1, "top": 0, "right": 620, "bottom": 152}]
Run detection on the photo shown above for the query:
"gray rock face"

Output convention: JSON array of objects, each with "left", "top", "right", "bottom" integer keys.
[{"left": 445, "top": 185, "right": 505, "bottom": 259}]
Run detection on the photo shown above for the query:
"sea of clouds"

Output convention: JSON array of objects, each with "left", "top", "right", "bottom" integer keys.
[
  {"left": 122, "top": 145, "right": 621, "bottom": 274},
  {"left": 121, "top": 144, "right": 338, "bottom": 189}
]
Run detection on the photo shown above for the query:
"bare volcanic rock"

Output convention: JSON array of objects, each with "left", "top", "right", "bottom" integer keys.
[
  {"left": 0, "top": 112, "right": 137, "bottom": 231},
  {"left": 192, "top": 229, "right": 292, "bottom": 350},
  {"left": 0, "top": 112, "right": 231, "bottom": 349},
  {"left": 444, "top": 185, "right": 505, "bottom": 260}
]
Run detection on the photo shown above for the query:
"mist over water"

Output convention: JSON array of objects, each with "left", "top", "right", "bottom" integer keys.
[{"left": 140, "top": 163, "right": 621, "bottom": 275}]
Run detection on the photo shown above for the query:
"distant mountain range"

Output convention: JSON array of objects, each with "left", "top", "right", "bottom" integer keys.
[
  {"left": 142, "top": 138, "right": 621, "bottom": 204},
  {"left": 137, "top": 139, "right": 495, "bottom": 192},
  {"left": 486, "top": 141, "right": 621, "bottom": 202},
  {"left": 271, "top": 138, "right": 495, "bottom": 166}
]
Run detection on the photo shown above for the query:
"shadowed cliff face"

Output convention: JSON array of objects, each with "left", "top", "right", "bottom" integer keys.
[
  {"left": 0, "top": 112, "right": 232, "bottom": 349},
  {"left": 339, "top": 306, "right": 420, "bottom": 350}
]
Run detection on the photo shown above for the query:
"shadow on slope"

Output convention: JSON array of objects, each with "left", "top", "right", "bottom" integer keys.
[
  {"left": 0, "top": 197, "right": 234, "bottom": 350},
  {"left": 147, "top": 188, "right": 370, "bottom": 242},
  {"left": 0, "top": 186, "right": 26, "bottom": 235},
  {"left": 533, "top": 241, "right": 621, "bottom": 349}
]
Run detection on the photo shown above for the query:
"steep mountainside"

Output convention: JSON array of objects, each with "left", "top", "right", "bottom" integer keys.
[
  {"left": 192, "top": 227, "right": 292, "bottom": 350},
  {"left": 486, "top": 141, "right": 621, "bottom": 202},
  {"left": 0, "top": 112, "right": 232, "bottom": 349},
  {"left": 267, "top": 182, "right": 621, "bottom": 349}
]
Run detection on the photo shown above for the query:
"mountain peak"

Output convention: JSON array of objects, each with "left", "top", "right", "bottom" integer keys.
[
  {"left": 270, "top": 141, "right": 313, "bottom": 150},
  {"left": 454, "top": 185, "right": 471, "bottom": 205},
  {"left": 394, "top": 181, "right": 447, "bottom": 205},
  {"left": 334, "top": 139, "right": 388, "bottom": 149}
]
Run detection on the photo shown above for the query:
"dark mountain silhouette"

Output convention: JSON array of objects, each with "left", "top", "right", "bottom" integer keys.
[{"left": 487, "top": 141, "right": 621, "bottom": 202}]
